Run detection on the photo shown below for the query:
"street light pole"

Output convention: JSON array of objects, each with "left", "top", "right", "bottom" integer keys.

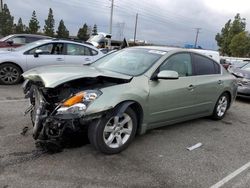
[
  {"left": 133, "top": 13, "right": 138, "bottom": 45},
  {"left": 108, "top": 0, "right": 114, "bottom": 49},
  {"left": 194, "top": 28, "right": 201, "bottom": 48}
]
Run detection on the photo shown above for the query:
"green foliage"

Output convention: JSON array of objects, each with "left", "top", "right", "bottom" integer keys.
[
  {"left": 77, "top": 23, "right": 89, "bottom": 41},
  {"left": 92, "top": 24, "right": 98, "bottom": 35},
  {"left": 29, "top": 11, "right": 40, "bottom": 34},
  {"left": 15, "top": 18, "right": 25, "bottom": 33},
  {"left": 56, "top": 20, "right": 69, "bottom": 39},
  {"left": 0, "top": 4, "right": 14, "bottom": 36},
  {"left": 215, "top": 13, "right": 246, "bottom": 56},
  {"left": 229, "top": 32, "right": 250, "bottom": 57},
  {"left": 43, "top": 8, "right": 55, "bottom": 37}
]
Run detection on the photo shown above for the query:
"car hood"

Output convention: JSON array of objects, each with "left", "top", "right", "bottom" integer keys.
[{"left": 22, "top": 65, "right": 132, "bottom": 88}]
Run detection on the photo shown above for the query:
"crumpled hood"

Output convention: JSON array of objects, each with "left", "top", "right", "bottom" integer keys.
[{"left": 22, "top": 65, "right": 132, "bottom": 88}]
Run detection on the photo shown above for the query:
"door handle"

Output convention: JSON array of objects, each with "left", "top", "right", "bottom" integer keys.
[
  {"left": 56, "top": 58, "right": 63, "bottom": 61},
  {"left": 85, "top": 58, "right": 91, "bottom": 61},
  {"left": 217, "top": 80, "right": 223, "bottom": 85},
  {"left": 187, "top": 85, "right": 195, "bottom": 91}
]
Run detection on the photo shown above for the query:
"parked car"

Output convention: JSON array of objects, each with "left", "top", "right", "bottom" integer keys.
[
  {"left": 220, "top": 58, "right": 231, "bottom": 69},
  {"left": 22, "top": 46, "right": 237, "bottom": 154},
  {"left": 0, "top": 34, "right": 51, "bottom": 50},
  {"left": 228, "top": 62, "right": 250, "bottom": 98},
  {"left": 0, "top": 39, "right": 104, "bottom": 84}
]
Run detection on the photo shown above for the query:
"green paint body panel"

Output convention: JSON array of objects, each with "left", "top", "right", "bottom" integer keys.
[{"left": 23, "top": 48, "right": 238, "bottom": 135}]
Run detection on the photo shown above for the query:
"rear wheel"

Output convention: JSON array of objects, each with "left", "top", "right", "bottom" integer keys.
[
  {"left": 0, "top": 63, "right": 22, "bottom": 85},
  {"left": 212, "top": 93, "right": 229, "bottom": 120},
  {"left": 88, "top": 107, "right": 137, "bottom": 154}
]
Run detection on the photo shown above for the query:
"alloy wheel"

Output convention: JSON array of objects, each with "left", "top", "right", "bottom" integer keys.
[
  {"left": 216, "top": 96, "right": 228, "bottom": 117},
  {"left": 103, "top": 113, "right": 133, "bottom": 149},
  {"left": 0, "top": 65, "right": 20, "bottom": 84}
]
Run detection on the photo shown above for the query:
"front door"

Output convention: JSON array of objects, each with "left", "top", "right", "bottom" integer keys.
[
  {"left": 148, "top": 53, "right": 197, "bottom": 125},
  {"left": 26, "top": 42, "right": 65, "bottom": 69}
]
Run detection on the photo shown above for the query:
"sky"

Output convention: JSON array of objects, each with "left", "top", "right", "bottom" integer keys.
[{"left": 4, "top": 0, "right": 250, "bottom": 49}]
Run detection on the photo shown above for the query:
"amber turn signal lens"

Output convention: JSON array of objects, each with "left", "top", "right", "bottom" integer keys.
[{"left": 63, "top": 92, "right": 85, "bottom": 107}]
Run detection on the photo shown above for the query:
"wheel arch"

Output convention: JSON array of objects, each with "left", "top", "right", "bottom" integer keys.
[
  {"left": 223, "top": 90, "right": 232, "bottom": 109},
  {"left": 113, "top": 100, "right": 144, "bottom": 135},
  {"left": 0, "top": 62, "right": 24, "bottom": 74}
]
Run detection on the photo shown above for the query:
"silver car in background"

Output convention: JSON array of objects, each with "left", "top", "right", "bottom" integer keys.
[{"left": 0, "top": 39, "right": 104, "bottom": 85}]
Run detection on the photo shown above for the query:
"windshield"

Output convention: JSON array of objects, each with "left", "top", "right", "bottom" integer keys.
[
  {"left": 13, "top": 40, "right": 49, "bottom": 51},
  {"left": 92, "top": 48, "right": 166, "bottom": 76},
  {"left": 241, "top": 63, "right": 250, "bottom": 71},
  {"left": 0, "top": 35, "right": 12, "bottom": 42}
]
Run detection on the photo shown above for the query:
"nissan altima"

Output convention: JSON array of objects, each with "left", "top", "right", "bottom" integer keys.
[{"left": 22, "top": 46, "right": 238, "bottom": 154}]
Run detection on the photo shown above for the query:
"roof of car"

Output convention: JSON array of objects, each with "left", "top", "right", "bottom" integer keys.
[
  {"left": 134, "top": 46, "right": 179, "bottom": 52},
  {"left": 31, "top": 39, "right": 100, "bottom": 50},
  {"left": 6, "top": 34, "right": 51, "bottom": 38}
]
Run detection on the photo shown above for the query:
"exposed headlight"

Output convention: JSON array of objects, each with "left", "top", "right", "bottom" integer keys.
[{"left": 56, "top": 90, "right": 102, "bottom": 115}]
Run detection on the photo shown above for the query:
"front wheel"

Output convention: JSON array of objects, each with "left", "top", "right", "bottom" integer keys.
[
  {"left": 212, "top": 93, "right": 230, "bottom": 120},
  {"left": 88, "top": 107, "right": 137, "bottom": 154},
  {"left": 0, "top": 63, "right": 22, "bottom": 85}
]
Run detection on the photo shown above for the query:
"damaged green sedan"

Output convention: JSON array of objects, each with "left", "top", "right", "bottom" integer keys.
[{"left": 22, "top": 47, "right": 237, "bottom": 154}]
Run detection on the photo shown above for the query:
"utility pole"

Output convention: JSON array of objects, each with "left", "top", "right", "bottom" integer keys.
[
  {"left": 0, "top": 0, "right": 3, "bottom": 12},
  {"left": 108, "top": 0, "right": 114, "bottom": 49},
  {"left": 194, "top": 28, "right": 201, "bottom": 48},
  {"left": 133, "top": 13, "right": 138, "bottom": 45}
]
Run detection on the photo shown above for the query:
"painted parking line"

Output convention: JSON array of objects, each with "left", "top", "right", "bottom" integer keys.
[
  {"left": 0, "top": 99, "right": 28, "bottom": 103},
  {"left": 210, "top": 161, "right": 250, "bottom": 188}
]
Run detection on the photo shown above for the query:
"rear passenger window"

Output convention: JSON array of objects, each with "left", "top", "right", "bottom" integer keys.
[
  {"left": 193, "top": 54, "right": 220, "bottom": 75},
  {"left": 91, "top": 49, "right": 98, "bottom": 56}
]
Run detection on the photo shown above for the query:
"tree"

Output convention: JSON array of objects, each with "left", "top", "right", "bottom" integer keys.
[
  {"left": 0, "top": 4, "right": 14, "bottom": 36},
  {"left": 229, "top": 32, "right": 250, "bottom": 57},
  {"left": 44, "top": 8, "right": 55, "bottom": 37},
  {"left": 77, "top": 23, "right": 89, "bottom": 41},
  {"left": 215, "top": 13, "right": 246, "bottom": 56},
  {"left": 15, "top": 18, "right": 25, "bottom": 33},
  {"left": 92, "top": 24, "right": 98, "bottom": 35},
  {"left": 29, "top": 11, "right": 40, "bottom": 34},
  {"left": 56, "top": 20, "right": 69, "bottom": 38}
]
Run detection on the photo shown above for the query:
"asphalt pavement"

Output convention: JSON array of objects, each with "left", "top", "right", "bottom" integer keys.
[{"left": 0, "top": 84, "right": 250, "bottom": 188}]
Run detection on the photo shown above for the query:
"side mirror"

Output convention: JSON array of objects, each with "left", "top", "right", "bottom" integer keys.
[
  {"left": 157, "top": 70, "right": 179, "bottom": 79},
  {"left": 7, "top": 40, "right": 14, "bottom": 45},
  {"left": 34, "top": 49, "right": 43, "bottom": 58}
]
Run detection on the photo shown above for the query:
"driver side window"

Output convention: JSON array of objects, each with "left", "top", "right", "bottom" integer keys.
[
  {"left": 160, "top": 53, "right": 192, "bottom": 77},
  {"left": 27, "top": 43, "right": 64, "bottom": 55}
]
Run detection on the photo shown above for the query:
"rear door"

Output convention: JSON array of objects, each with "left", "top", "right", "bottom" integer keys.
[
  {"left": 190, "top": 53, "right": 224, "bottom": 111},
  {"left": 25, "top": 42, "right": 65, "bottom": 69},
  {"left": 64, "top": 43, "right": 97, "bottom": 65}
]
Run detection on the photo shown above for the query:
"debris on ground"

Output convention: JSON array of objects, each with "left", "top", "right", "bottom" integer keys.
[{"left": 187, "top": 142, "right": 203, "bottom": 151}]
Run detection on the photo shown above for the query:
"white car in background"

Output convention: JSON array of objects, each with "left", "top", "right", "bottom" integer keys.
[{"left": 0, "top": 39, "right": 104, "bottom": 85}]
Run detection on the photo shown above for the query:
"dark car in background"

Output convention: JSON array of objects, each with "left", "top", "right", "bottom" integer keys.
[
  {"left": 228, "top": 62, "right": 250, "bottom": 98},
  {"left": 0, "top": 34, "right": 51, "bottom": 50}
]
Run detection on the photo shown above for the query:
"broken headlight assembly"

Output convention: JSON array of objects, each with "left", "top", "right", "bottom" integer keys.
[{"left": 56, "top": 90, "right": 102, "bottom": 116}]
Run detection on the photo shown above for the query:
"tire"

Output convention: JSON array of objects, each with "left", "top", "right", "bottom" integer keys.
[
  {"left": 0, "top": 63, "right": 22, "bottom": 85},
  {"left": 211, "top": 93, "right": 230, "bottom": 120},
  {"left": 88, "top": 107, "right": 137, "bottom": 154}
]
